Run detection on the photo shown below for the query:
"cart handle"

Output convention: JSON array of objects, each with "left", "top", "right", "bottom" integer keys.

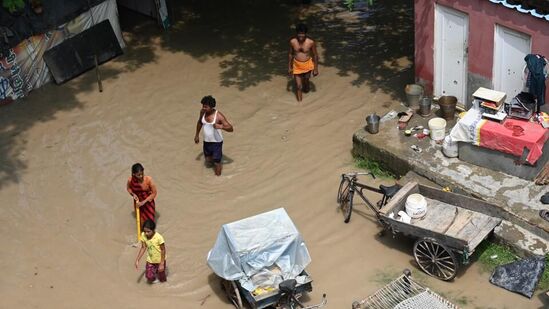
[{"left": 302, "top": 293, "right": 327, "bottom": 309}]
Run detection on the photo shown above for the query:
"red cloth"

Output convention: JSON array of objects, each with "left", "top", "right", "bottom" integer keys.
[
  {"left": 479, "top": 119, "right": 549, "bottom": 164},
  {"left": 129, "top": 176, "right": 156, "bottom": 223}
]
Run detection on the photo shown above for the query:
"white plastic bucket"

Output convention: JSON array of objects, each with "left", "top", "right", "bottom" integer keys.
[
  {"left": 428, "top": 118, "right": 447, "bottom": 141},
  {"left": 405, "top": 193, "right": 427, "bottom": 219}
]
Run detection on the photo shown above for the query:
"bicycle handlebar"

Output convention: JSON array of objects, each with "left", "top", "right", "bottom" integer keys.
[{"left": 342, "top": 172, "right": 376, "bottom": 179}]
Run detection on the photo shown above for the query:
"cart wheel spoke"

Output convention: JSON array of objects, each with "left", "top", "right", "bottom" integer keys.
[
  {"left": 413, "top": 238, "right": 458, "bottom": 281},
  {"left": 221, "top": 280, "right": 243, "bottom": 309},
  {"left": 416, "top": 243, "right": 429, "bottom": 255},
  {"left": 417, "top": 248, "right": 431, "bottom": 260}
]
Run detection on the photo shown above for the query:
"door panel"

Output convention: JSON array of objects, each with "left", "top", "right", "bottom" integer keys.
[
  {"left": 435, "top": 5, "right": 468, "bottom": 104},
  {"left": 493, "top": 25, "right": 531, "bottom": 102}
]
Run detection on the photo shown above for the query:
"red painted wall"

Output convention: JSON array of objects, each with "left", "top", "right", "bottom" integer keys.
[{"left": 415, "top": 0, "right": 549, "bottom": 101}]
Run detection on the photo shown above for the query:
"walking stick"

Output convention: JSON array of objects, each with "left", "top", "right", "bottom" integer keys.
[{"left": 135, "top": 201, "right": 141, "bottom": 242}]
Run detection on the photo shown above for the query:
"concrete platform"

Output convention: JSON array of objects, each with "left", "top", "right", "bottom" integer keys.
[
  {"left": 458, "top": 141, "right": 549, "bottom": 181},
  {"left": 353, "top": 111, "right": 549, "bottom": 256}
]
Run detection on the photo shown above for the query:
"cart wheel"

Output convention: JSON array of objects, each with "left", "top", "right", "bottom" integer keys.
[
  {"left": 340, "top": 190, "right": 354, "bottom": 223},
  {"left": 413, "top": 238, "right": 458, "bottom": 281},
  {"left": 221, "top": 279, "right": 244, "bottom": 308},
  {"left": 337, "top": 176, "right": 351, "bottom": 204}
]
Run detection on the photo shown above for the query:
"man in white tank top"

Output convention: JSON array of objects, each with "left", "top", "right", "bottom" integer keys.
[{"left": 194, "top": 95, "right": 234, "bottom": 176}]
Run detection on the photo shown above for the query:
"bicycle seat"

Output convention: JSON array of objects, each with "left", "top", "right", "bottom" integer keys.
[
  {"left": 379, "top": 184, "right": 401, "bottom": 198},
  {"left": 279, "top": 279, "right": 298, "bottom": 294}
]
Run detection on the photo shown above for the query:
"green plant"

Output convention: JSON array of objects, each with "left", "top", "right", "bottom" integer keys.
[
  {"left": 474, "top": 241, "right": 518, "bottom": 272},
  {"left": 473, "top": 241, "right": 549, "bottom": 291},
  {"left": 354, "top": 156, "right": 394, "bottom": 178},
  {"left": 539, "top": 254, "right": 549, "bottom": 291},
  {"left": 3, "top": 0, "right": 25, "bottom": 13},
  {"left": 344, "top": 0, "right": 375, "bottom": 11}
]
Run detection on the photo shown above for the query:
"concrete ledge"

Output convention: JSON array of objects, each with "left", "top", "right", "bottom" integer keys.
[
  {"left": 494, "top": 220, "right": 549, "bottom": 257},
  {"left": 352, "top": 116, "right": 549, "bottom": 256}
]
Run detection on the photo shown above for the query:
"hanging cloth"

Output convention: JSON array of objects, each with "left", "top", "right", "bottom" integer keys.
[{"left": 524, "top": 54, "right": 547, "bottom": 108}]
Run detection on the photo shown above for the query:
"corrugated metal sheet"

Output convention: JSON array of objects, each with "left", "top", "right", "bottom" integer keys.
[{"left": 488, "top": 0, "right": 549, "bottom": 21}]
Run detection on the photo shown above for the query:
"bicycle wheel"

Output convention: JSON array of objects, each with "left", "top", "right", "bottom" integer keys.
[
  {"left": 341, "top": 190, "right": 354, "bottom": 223},
  {"left": 413, "top": 238, "right": 458, "bottom": 281},
  {"left": 337, "top": 176, "right": 351, "bottom": 204}
]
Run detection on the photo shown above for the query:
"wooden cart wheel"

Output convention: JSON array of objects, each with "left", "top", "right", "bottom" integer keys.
[
  {"left": 221, "top": 279, "right": 244, "bottom": 308},
  {"left": 337, "top": 176, "right": 351, "bottom": 204},
  {"left": 413, "top": 238, "right": 458, "bottom": 281}
]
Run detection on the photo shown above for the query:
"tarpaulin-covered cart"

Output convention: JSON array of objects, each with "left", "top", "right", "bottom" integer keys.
[
  {"left": 207, "top": 208, "right": 325, "bottom": 309},
  {"left": 378, "top": 182, "right": 502, "bottom": 281}
]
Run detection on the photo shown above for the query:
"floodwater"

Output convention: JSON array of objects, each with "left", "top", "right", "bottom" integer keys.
[{"left": 1, "top": 0, "right": 545, "bottom": 308}]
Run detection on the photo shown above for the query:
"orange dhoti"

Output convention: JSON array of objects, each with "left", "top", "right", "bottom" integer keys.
[{"left": 292, "top": 58, "right": 314, "bottom": 75}]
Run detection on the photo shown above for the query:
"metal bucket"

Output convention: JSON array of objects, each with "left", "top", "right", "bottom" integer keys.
[
  {"left": 405, "top": 84, "right": 423, "bottom": 110},
  {"left": 438, "top": 96, "right": 457, "bottom": 120},
  {"left": 366, "top": 114, "right": 380, "bottom": 134},
  {"left": 419, "top": 97, "right": 432, "bottom": 116}
]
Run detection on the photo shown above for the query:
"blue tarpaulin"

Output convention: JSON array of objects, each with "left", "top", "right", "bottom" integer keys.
[{"left": 207, "top": 208, "right": 311, "bottom": 291}]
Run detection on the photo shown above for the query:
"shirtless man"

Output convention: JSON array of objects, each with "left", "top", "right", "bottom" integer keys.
[
  {"left": 288, "top": 23, "right": 319, "bottom": 102},
  {"left": 194, "top": 95, "right": 234, "bottom": 176}
]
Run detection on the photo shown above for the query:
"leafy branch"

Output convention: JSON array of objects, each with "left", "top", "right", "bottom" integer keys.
[
  {"left": 343, "top": 0, "right": 374, "bottom": 11},
  {"left": 3, "top": 0, "right": 26, "bottom": 13}
]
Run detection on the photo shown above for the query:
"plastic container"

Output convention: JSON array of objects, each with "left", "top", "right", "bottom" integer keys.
[
  {"left": 405, "top": 84, "right": 423, "bottom": 110},
  {"left": 405, "top": 193, "right": 427, "bottom": 219},
  {"left": 428, "top": 117, "right": 446, "bottom": 141},
  {"left": 438, "top": 96, "right": 457, "bottom": 120},
  {"left": 397, "top": 211, "right": 412, "bottom": 224},
  {"left": 365, "top": 114, "right": 380, "bottom": 134},
  {"left": 442, "top": 135, "right": 458, "bottom": 158}
]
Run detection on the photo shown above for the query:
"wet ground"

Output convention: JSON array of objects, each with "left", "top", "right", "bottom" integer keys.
[{"left": 1, "top": 0, "right": 546, "bottom": 308}]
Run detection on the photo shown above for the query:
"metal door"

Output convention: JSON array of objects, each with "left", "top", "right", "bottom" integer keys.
[
  {"left": 434, "top": 5, "right": 469, "bottom": 104},
  {"left": 493, "top": 25, "right": 531, "bottom": 102}
]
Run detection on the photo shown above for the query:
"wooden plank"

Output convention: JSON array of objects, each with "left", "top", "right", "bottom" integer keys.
[
  {"left": 381, "top": 182, "right": 502, "bottom": 251},
  {"left": 418, "top": 184, "right": 505, "bottom": 219},
  {"left": 448, "top": 212, "right": 495, "bottom": 243},
  {"left": 385, "top": 217, "right": 467, "bottom": 249},
  {"left": 411, "top": 198, "right": 458, "bottom": 234},
  {"left": 535, "top": 161, "right": 549, "bottom": 185},
  {"left": 380, "top": 182, "right": 418, "bottom": 215},
  {"left": 466, "top": 216, "right": 501, "bottom": 251},
  {"left": 444, "top": 209, "right": 474, "bottom": 235}
]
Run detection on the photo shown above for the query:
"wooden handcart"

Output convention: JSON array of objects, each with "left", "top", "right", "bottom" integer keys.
[{"left": 376, "top": 182, "right": 502, "bottom": 281}]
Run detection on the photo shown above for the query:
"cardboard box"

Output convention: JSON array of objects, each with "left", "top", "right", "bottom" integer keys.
[{"left": 472, "top": 87, "right": 507, "bottom": 106}]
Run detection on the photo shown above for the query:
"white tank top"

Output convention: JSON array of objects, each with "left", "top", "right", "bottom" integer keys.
[{"left": 202, "top": 110, "right": 223, "bottom": 142}]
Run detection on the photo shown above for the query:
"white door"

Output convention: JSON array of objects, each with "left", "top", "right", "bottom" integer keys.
[
  {"left": 434, "top": 5, "right": 468, "bottom": 104},
  {"left": 493, "top": 25, "right": 531, "bottom": 102}
]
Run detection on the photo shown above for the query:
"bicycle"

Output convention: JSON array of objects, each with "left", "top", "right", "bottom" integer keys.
[
  {"left": 337, "top": 172, "right": 401, "bottom": 223},
  {"left": 278, "top": 279, "right": 327, "bottom": 309}
]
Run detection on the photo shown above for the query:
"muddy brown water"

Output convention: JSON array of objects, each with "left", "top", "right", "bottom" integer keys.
[{"left": 1, "top": 0, "right": 544, "bottom": 308}]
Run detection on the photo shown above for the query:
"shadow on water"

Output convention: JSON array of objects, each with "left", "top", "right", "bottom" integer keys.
[
  {"left": 0, "top": 0, "right": 413, "bottom": 188},
  {"left": 0, "top": 65, "right": 121, "bottom": 189},
  {"left": 116, "top": 0, "right": 413, "bottom": 95}
]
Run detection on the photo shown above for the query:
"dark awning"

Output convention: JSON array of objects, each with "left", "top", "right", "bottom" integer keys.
[{"left": 0, "top": 0, "right": 106, "bottom": 55}]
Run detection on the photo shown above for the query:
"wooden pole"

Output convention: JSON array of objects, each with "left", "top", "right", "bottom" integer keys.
[
  {"left": 135, "top": 201, "right": 141, "bottom": 242},
  {"left": 87, "top": 0, "right": 103, "bottom": 92}
]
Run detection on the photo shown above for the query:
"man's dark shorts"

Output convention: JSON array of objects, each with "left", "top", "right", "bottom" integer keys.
[{"left": 203, "top": 142, "right": 223, "bottom": 163}]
